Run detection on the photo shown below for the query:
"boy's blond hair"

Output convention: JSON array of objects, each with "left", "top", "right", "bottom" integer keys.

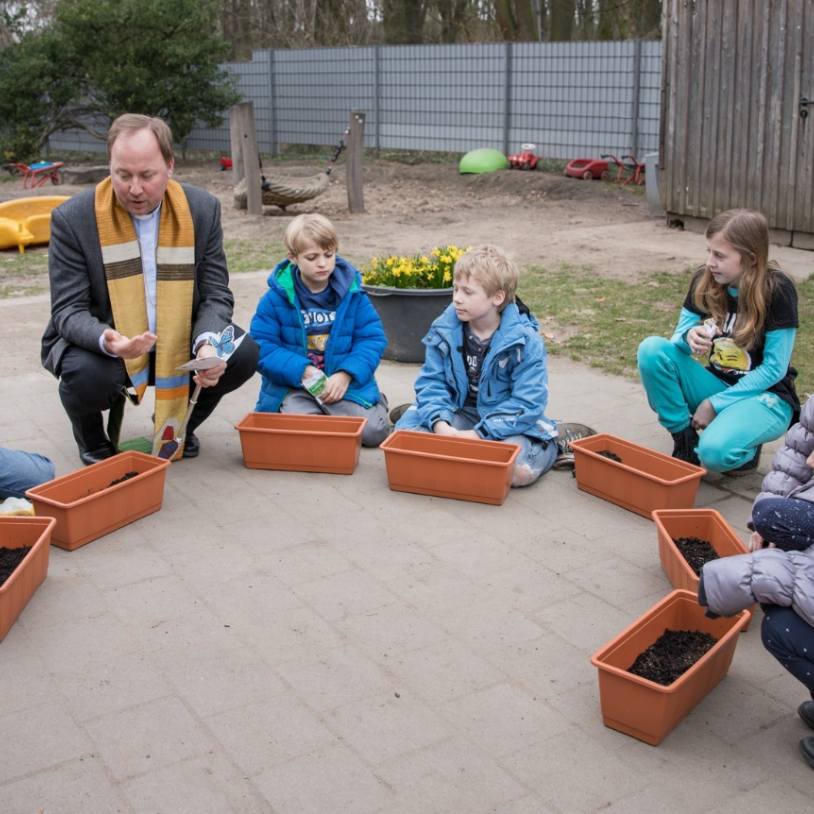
[
  {"left": 453, "top": 245, "right": 518, "bottom": 312},
  {"left": 285, "top": 213, "right": 339, "bottom": 257}
]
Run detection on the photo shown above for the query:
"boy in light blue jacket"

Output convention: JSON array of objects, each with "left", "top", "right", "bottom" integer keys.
[
  {"left": 395, "top": 245, "right": 590, "bottom": 486},
  {"left": 250, "top": 214, "right": 389, "bottom": 447}
]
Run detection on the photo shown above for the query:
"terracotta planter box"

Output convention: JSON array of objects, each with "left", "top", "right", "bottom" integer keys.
[
  {"left": 653, "top": 508, "right": 755, "bottom": 630},
  {"left": 379, "top": 430, "right": 520, "bottom": 505},
  {"left": 26, "top": 451, "right": 171, "bottom": 551},
  {"left": 591, "top": 589, "right": 749, "bottom": 745},
  {"left": 235, "top": 413, "right": 366, "bottom": 474},
  {"left": 0, "top": 516, "right": 56, "bottom": 643},
  {"left": 570, "top": 433, "right": 706, "bottom": 518}
]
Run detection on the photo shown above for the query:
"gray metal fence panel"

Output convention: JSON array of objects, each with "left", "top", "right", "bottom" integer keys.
[{"left": 48, "top": 40, "right": 662, "bottom": 162}]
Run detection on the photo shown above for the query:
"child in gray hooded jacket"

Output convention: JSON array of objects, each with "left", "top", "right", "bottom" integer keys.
[{"left": 699, "top": 393, "right": 814, "bottom": 771}]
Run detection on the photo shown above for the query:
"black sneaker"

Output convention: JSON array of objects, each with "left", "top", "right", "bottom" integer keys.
[
  {"left": 553, "top": 422, "right": 597, "bottom": 470},
  {"left": 724, "top": 445, "right": 763, "bottom": 477},
  {"left": 671, "top": 426, "right": 700, "bottom": 466}
]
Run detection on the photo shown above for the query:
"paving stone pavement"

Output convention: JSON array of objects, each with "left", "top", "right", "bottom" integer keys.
[{"left": 1, "top": 274, "right": 812, "bottom": 814}]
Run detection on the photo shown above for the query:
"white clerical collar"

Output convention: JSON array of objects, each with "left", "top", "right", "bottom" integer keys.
[{"left": 132, "top": 203, "right": 162, "bottom": 222}]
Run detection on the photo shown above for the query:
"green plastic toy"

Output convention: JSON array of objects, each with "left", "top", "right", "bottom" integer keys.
[{"left": 459, "top": 149, "right": 510, "bottom": 174}]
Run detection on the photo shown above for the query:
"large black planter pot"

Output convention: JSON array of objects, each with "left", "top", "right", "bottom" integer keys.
[{"left": 362, "top": 285, "right": 453, "bottom": 363}]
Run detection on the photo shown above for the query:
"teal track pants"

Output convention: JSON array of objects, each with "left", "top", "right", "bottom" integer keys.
[{"left": 637, "top": 336, "right": 792, "bottom": 473}]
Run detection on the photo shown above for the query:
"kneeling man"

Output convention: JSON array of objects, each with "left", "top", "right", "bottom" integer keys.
[{"left": 42, "top": 114, "right": 258, "bottom": 463}]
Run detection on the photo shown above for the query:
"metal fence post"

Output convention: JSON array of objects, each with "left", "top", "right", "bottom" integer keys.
[
  {"left": 374, "top": 45, "right": 381, "bottom": 159},
  {"left": 269, "top": 49, "right": 278, "bottom": 156},
  {"left": 631, "top": 39, "right": 642, "bottom": 157},
  {"left": 503, "top": 42, "right": 513, "bottom": 156}
]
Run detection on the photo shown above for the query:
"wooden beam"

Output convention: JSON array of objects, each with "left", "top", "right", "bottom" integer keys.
[
  {"left": 347, "top": 111, "right": 366, "bottom": 214},
  {"left": 229, "top": 102, "right": 262, "bottom": 215}
]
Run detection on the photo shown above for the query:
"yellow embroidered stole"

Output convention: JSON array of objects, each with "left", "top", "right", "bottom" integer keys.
[{"left": 95, "top": 178, "right": 195, "bottom": 461}]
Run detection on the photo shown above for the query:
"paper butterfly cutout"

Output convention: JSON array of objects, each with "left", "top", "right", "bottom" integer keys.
[{"left": 208, "top": 325, "right": 235, "bottom": 358}]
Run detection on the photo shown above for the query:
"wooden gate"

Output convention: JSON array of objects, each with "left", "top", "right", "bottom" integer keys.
[{"left": 660, "top": 0, "right": 814, "bottom": 246}]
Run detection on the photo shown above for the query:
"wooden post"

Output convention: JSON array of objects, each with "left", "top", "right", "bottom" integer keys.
[
  {"left": 347, "top": 110, "right": 365, "bottom": 214},
  {"left": 229, "top": 102, "right": 262, "bottom": 215}
]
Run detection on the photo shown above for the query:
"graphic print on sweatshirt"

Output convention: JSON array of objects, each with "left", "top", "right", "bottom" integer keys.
[
  {"left": 709, "top": 313, "right": 751, "bottom": 375},
  {"left": 302, "top": 307, "right": 336, "bottom": 370}
]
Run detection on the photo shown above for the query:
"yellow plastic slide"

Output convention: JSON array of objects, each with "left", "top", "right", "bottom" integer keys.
[{"left": 0, "top": 196, "right": 70, "bottom": 253}]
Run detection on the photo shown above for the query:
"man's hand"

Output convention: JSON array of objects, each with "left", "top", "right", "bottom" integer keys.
[
  {"left": 320, "top": 371, "right": 352, "bottom": 404},
  {"left": 691, "top": 398, "right": 717, "bottom": 430},
  {"left": 103, "top": 329, "right": 156, "bottom": 359},
  {"left": 193, "top": 342, "right": 227, "bottom": 388}
]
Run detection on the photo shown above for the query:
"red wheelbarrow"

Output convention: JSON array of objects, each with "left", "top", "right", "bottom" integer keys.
[
  {"left": 9, "top": 161, "right": 64, "bottom": 189},
  {"left": 601, "top": 154, "right": 646, "bottom": 186},
  {"left": 564, "top": 158, "right": 610, "bottom": 181}
]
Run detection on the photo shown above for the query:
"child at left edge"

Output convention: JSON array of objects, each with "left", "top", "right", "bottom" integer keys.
[
  {"left": 395, "top": 244, "right": 594, "bottom": 487},
  {"left": 249, "top": 213, "right": 390, "bottom": 446}
]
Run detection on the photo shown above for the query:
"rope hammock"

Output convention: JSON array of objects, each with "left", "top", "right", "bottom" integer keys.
[{"left": 233, "top": 128, "right": 348, "bottom": 211}]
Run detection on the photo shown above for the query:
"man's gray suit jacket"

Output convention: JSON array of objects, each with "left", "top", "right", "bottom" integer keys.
[{"left": 41, "top": 182, "right": 235, "bottom": 377}]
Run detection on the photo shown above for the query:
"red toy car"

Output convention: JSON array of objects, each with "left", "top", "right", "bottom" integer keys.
[
  {"left": 564, "top": 158, "right": 610, "bottom": 181},
  {"left": 508, "top": 151, "right": 539, "bottom": 170}
]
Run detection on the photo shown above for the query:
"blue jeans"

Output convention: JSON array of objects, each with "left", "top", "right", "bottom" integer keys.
[
  {"left": 0, "top": 446, "right": 55, "bottom": 500},
  {"left": 405, "top": 404, "right": 556, "bottom": 487},
  {"left": 752, "top": 497, "right": 814, "bottom": 551},
  {"left": 637, "top": 336, "right": 792, "bottom": 473},
  {"left": 761, "top": 605, "right": 814, "bottom": 695}
]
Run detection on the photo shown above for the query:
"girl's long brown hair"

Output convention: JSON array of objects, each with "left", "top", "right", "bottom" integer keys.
[{"left": 692, "top": 209, "right": 793, "bottom": 350}]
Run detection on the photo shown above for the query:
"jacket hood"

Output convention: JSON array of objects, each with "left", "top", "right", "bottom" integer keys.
[
  {"left": 433, "top": 301, "right": 541, "bottom": 350},
  {"left": 267, "top": 255, "right": 361, "bottom": 302}
]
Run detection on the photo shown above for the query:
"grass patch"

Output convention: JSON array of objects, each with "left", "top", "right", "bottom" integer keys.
[
  {"left": 519, "top": 263, "right": 814, "bottom": 399},
  {"left": 0, "top": 248, "right": 50, "bottom": 298},
  {"left": 223, "top": 238, "right": 284, "bottom": 275}
]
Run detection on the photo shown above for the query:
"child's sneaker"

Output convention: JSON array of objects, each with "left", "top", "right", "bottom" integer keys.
[
  {"left": 552, "top": 422, "right": 597, "bottom": 470},
  {"left": 389, "top": 403, "right": 412, "bottom": 425},
  {"left": 671, "top": 426, "right": 701, "bottom": 466},
  {"left": 724, "top": 445, "right": 763, "bottom": 477},
  {"left": 0, "top": 497, "right": 35, "bottom": 516}
]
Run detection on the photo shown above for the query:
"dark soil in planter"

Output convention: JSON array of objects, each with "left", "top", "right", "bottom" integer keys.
[
  {"left": 0, "top": 546, "right": 32, "bottom": 587},
  {"left": 674, "top": 536, "right": 719, "bottom": 576},
  {"left": 628, "top": 628, "right": 719, "bottom": 685},
  {"left": 597, "top": 450, "right": 622, "bottom": 462},
  {"left": 84, "top": 471, "right": 139, "bottom": 497},
  {"left": 108, "top": 471, "right": 139, "bottom": 488}
]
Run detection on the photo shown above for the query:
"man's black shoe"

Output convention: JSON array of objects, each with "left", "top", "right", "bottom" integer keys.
[
  {"left": 799, "top": 736, "right": 814, "bottom": 770},
  {"left": 799, "top": 700, "right": 814, "bottom": 730},
  {"left": 182, "top": 433, "right": 200, "bottom": 458},
  {"left": 79, "top": 441, "right": 118, "bottom": 466}
]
